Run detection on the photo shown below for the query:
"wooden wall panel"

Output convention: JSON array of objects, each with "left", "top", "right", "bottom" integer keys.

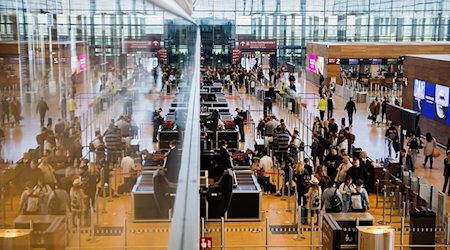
[
  {"left": 403, "top": 55, "right": 450, "bottom": 145},
  {"left": 328, "top": 43, "right": 450, "bottom": 58},
  {"left": 307, "top": 42, "right": 450, "bottom": 87}
]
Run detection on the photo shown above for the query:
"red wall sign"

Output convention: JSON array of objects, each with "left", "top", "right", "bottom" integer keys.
[
  {"left": 232, "top": 49, "right": 242, "bottom": 62},
  {"left": 122, "top": 39, "right": 161, "bottom": 53},
  {"left": 238, "top": 39, "right": 277, "bottom": 50},
  {"left": 200, "top": 237, "right": 212, "bottom": 250},
  {"left": 327, "top": 58, "right": 341, "bottom": 65},
  {"left": 157, "top": 49, "right": 168, "bottom": 62}
]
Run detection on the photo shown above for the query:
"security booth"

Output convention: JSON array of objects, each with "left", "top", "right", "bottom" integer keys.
[{"left": 330, "top": 212, "right": 374, "bottom": 249}]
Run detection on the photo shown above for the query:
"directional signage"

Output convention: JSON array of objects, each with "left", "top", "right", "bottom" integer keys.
[
  {"left": 122, "top": 39, "right": 161, "bottom": 53},
  {"left": 238, "top": 39, "right": 277, "bottom": 50},
  {"left": 327, "top": 58, "right": 341, "bottom": 65}
]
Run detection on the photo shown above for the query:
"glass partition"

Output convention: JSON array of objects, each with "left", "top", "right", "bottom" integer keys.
[{"left": 0, "top": 0, "right": 200, "bottom": 249}]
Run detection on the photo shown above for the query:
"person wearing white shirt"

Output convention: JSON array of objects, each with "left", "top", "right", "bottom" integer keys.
[{"left": 259, "top": 154, "right": 274, "bottom": 193}]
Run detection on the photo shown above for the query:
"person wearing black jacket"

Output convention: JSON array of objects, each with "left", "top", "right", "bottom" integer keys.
[
  {"left": 165, "top": 140, "right": 182, "bottom": 183},
  {"left": 319, "top": 72, "right": 325, "bottom": 87},
  {"left": 344, "top": 98, "right": 356, "bottom": 126},
  {"left": 381, "top": 97, "right": 389, "bottom": 124},
  {"left": 217, "top": 140, "right": 232, "bottom": 180},
  {"left": 347, "top": 158, "right": 368, "bottom": 185},
  {"left": 385, "top": 123, "right": 399, "bottom": 158},
  {"left": 36, "top": 97, "right": 49, "bottom": 127},
  {"left": 152, "top": 108, "right": 163, "bottom": 142},
  {"left": 235, "top": 108, "right": 245, "bottom": 142},
  {"left": 327, "top": 94, "right": 335, "bottom": 120},
  {"left": 399, "top": 149, "right": 414, "bottom": 172},
  {"left": 324, "top": 147, "right": 339, "bottom": 181},
  {"left": 359, "top": 151, "right": 374, "bottom": 192},
  {"left": 328, "top": 118, "right": 339, "bottom": 136},
  {"left": 443, "top": 151, "right": 450, "bottom": 195},
  {"left": 289, "top": 74, "right": 296, "bottom": 90}
]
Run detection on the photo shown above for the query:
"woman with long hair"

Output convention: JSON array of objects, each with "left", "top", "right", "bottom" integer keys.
[
  {"left": 423, "top": 133, "right": 436, "bottom": 169},
  {"left": 294, "top": 161, "right": 310, "bottom": 206},
  {"left": 305, "top": 177, "right": 322, "bottom": 225}
]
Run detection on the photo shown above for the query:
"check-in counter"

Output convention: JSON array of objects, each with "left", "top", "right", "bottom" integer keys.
[
  {"left": 330, "top": 212, "right": 374, "bottom": 249},
  {"left": 202, "top": 85, "right": 223, "bottom": 93},
  {"left": 132, "top": 171, "right": 170, "bottom": 221},
  {"left": 226, "top": 170, "right": 261, "bottom": 221},
  {"left": 202, "top": 102, "right": 228, "bottom": 108},
  {"left": 201, "top": 170, "right": 261, "bottom": 221},
  {"left": 217, "top": 130, "right": 239, "bottom": 149},
  {"left": 158, "top": 129, "right": 179, "bottom": 149}
]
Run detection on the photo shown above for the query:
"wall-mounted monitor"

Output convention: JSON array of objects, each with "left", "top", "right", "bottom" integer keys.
[
  {"left": 413, "top": 79, "right": 450, "bottom": 126},
  {"left": 386, "top": 103, "right": 402, "bottom": 126},
  {"left": 349, "top": 59, "right": 359, "bottom": 65},
  {"left": 372, "top": 58, "right": 383, "bottom": 65},
  {"left": 386, "top": 103, "right": 421, "bottom": 133}
]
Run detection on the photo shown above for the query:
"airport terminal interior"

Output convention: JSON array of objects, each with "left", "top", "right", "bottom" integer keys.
[{"left": 1, "top": 0, "right": 450, "bottom": 249}]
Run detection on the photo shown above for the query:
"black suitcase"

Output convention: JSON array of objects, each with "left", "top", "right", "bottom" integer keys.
[
  {"left": 269, "top": 183, "right": 277, "bottom": 194},
  {"left": 300, "top": 206, "right": 308, "bottom": 225}
]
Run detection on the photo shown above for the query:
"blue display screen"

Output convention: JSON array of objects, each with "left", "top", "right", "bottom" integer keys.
[
  {"left": 413, "top": 79, "right": 450, "bottom": 126},
  {"left": 423, "top": 82, "right": 435, "bottom": 120}
]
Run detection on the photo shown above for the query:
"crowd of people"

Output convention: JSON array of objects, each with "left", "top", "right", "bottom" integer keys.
[{"left": 253, "top": 112, "right": 372, "bottom": 224}]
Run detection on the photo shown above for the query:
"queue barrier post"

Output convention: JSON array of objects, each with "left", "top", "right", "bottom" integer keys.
[
  {"left": 293, "top": 205, "right": 305, "bottom": 241},
  {"left": 378, "top": 188, "right": 388, "bottom": 225}
]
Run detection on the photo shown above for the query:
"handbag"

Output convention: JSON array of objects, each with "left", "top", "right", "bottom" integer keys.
[{"left": 432, "top": 148, "right": 441, "bottom": 158}]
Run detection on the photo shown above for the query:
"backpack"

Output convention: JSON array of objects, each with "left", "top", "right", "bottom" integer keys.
[
  {"left": 409, "top": 138, "right": 419, "bottom": 150},
  {"left": 48, "top": 191, "right": 60, "bottom": 212},
  {"left": 26, "top": 195, "right": 39, "bottom": 212},
  {"left": 329, "top": 188, "right": 342, "bottom": 211},
  {"left": 351, "top": 191, "right": 365, "bottom": 210},
  {"left": 311, "top": 190, "right": 320, "bottom": 210}
]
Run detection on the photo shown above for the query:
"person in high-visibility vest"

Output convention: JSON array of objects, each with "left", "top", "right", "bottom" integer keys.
[
  {"left": 111, "top": 83, "right": 117, "bottom": 95},
  {"left": 318, "top": 95, "right": 326, "bottom": 121},
  {"left": 68, "top": 95, "right": 77, "bottom": 121}
]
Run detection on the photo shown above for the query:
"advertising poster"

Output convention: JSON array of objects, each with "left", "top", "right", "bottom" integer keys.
[
  {"left": 423, "top": 82, "right": 436, "bottom": 120},
  {"left": 435, "top": 84, "right": 449, "bottom": 124},
  {"left": 78, "top": 54, "right": 87, "bottom": 73},
  {"left": 308, "top": 54, "right": 317, "bottom": 73},
  {"left": 413, "top": 79, "right": 425, "bottom": 112},
  {"left": 316, "top": 56, "right": 325, "bottom": 75}
]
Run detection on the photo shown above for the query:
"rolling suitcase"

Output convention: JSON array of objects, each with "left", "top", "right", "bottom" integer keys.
[{"left": 300, "top": 206, "right": 308, "bottom": 225}]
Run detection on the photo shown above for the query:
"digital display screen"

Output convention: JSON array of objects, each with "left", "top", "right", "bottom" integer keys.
[
  {"left": 413, "top": 79, "right": 450, "bottom": 126},
  {"left": 349, "top": 59, "right": 359, "bottom": 65},
  {"left": 372, "top": 58, "right": 382, "bottom": 65},
  {"left": 386, "top": 103, "right": 402, "bottom": 126}
]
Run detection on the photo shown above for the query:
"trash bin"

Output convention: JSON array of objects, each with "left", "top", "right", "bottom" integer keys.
[
  {"left": 357, "top": 226, "right": 394, "bottom": 250},
  {"left": 409, "top": 206, "right": 436, "bottom": 250},
  {"left": 263, "top": 97, "right": 273, "bottom": 116}
]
